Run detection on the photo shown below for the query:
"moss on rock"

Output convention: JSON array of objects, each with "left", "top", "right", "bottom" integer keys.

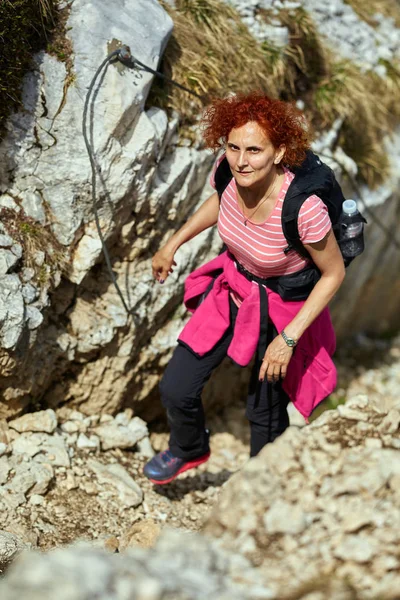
[{"left": 0, "top": 0, "right": 59, "bottom": 140}]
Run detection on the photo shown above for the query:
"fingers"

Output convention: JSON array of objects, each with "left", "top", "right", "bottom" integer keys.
[
  {"left": 258, "top": 360, "right": 267, "bottom": 382},
  {"left": 259, "top": 360, "right": 284, "bottom": 383},
  {"left": 158, "top": 268, "right": 169, "bottom": 284},
  {"left": 152, "top": 258, "right": 177, "bottom": 283},
  {"left": 267, "top": 364, "right": 281, "bottom": 383},
  {"left": 152, "top": 264, "right": 168, "bottom": 283}
]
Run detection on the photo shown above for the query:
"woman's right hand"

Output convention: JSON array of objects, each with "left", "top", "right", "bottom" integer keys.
[{"left": 152, "top": 245, "right": 177, "bottom": 283}]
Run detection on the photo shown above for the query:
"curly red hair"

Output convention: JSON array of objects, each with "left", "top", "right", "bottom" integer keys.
[{"left": 202, "top": 92, "right": 311, "bottom": 167}]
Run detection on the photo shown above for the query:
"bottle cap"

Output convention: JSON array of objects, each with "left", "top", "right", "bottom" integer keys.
[{"left": 342, "top": 199, "right": 358, "bottom": 216}]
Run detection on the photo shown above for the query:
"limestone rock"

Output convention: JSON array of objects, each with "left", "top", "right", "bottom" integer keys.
[
  {"left": 29, "top": 495, "right": 45, "bottom": 506},
  {"left": 92, "top": 536, "right": 119, "bottom": 554},
  {"left": 11, "top": 433, "right": 70, "bottom": 467},
  {"left": 5, "top": 461, "right": 53, "bottom": 496},
  {"left": 136, "top": 436, "right": 155, "bottom": 458},
  {"left": 378, "top": 409, "right": 400, "bottom": 434},
  {"left": 0, "top": 0, "right": 397, "bottom": 444},
  {"left": 334, "top": 534, "right": 379, "bottom": 563},
  {"left": 60, "top": 421, "right": 79, "bottom": 434},
  {"left": 0, "top": 275, "right": 24, "bottom": 349},
  {"left": 205, "top": 395, "right": 400, "bottom": 598},
  {"left": 10, "top": 435, "right": 41, "bottom": 458},
  {"left": 94, "top": 417, "right": 148, "bottom": 451},
  {"left": 0, "top": 250, "right": 19, "bottom": 276},
  {"left": 0, "top": 531, "right": 276, "bottom": 600},
  {"left": 0, "top": 420, "right": 10, "bottom": 444},
  {"left": 337, "top": 404, "right": 369, "bottom": 421},
  {"left": 0, "top": 490, "right": 26, "bottom": 511},
  {"left": 8, "top": 410, "right": 57, "bottom": 434},
  {"left": 0, "top": 456, "right": 10, "bottom": 485},
  {"left": 88, "top": 460, "right": 143, "bottom": 508},
  {"left": 119, "top": 519, "right": 161, "bottom": 551},
  {"left": 76, "top": 433, "right": 100, "bottom": 451},
  {"left": 263, "top": 501, "right": 307, "bottom": 535},
  {"left": 0, "top": 532, "right": 26, "bottom": 574},
  {"left": 63, "top": 472, "right": 78, "bottom": 491}
]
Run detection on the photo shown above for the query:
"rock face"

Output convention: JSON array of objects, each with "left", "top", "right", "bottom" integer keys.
[
  {"left": 0, "top": 531, "right": 28, "bottom": 575},
  {"left": 3, "top": 392, "right": 400, "bottom": 597},
  {"left": 0, "top": 0, "right": 398, "bottom": 421},
  {"left": 0, "top": 406, "right": 155, "bottom": 545},
  {"left": 0, "top": 0, "right": 221, "bottom": 419},
  {"left": 8, "top": 409, "right": 57, "bottom": 434},
  {"left": 205, "top": 393, "right": 400, "bottom": 598},
  {"left": 0, "top": 532, "right": 276, "bottom": 600},
  {"left": 224, "top": 0, "right": 400, "bottom": 72}
]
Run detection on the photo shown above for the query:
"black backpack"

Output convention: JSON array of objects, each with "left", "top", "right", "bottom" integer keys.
[{"left": 214, "top": 150, "right": 366, "bottom": 267}]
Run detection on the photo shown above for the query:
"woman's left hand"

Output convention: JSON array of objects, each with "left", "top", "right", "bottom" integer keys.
[{"left": 259, "top": 335, "right": 294, "bottom": 383}]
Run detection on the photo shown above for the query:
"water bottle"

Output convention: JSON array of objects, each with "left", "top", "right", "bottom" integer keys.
[{"left": 339, "top": 199, "right": 366, "bottom": 260}]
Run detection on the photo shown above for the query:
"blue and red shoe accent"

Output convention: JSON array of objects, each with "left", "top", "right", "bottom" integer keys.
[{"left": 143, "top": 448, "right": 211, "bottom": 485}]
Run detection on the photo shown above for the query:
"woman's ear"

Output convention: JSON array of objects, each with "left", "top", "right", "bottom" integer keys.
[{"left": 274, "top": 144, "right": 286, "bottom": 165}]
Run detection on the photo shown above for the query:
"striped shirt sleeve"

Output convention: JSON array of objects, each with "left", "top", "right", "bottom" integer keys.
[{"left": 298, "top": 194, "right": 332, "bottom": 244}]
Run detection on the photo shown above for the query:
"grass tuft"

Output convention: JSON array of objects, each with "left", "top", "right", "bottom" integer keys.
[
  {"left": 343, "top": 0, "right": 400, "bottom": 28},
  {"left": 147, "top": 0, "right": 278, "bottom": 125},
  {"left": 0, "top": 0, "right": 73, "bottom": 141},
  {"left": 311, "top": 57, "right": 400, "bottom": 187},
  {"left": 148, "top": 0, "right": 400, "bottom": 188},
  {"left": 0, "top": 208, "right": 66, "bottom": 288},
  {"left": 261, "top": 6, "right": 328, "bottom": 98}
]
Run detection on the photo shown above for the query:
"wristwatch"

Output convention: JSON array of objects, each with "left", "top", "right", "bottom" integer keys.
[{"left": 281, "top": 329, "right": 297, "bottom": 348}]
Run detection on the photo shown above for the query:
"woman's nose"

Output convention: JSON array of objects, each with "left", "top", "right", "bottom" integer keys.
[{"left": 237, "top": 151, "right": 248, "bottom": 168}]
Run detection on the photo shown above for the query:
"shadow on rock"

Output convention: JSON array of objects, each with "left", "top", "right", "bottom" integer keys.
[{"left": 153, "top": 468, "right": 233, "bottom": 500}]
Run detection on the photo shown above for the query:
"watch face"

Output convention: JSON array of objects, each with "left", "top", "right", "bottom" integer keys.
[{"left": 281, "top": 331, "right": 296, "bottom": 347}]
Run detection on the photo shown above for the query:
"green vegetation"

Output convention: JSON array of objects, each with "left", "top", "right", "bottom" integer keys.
[
  {"left": 148, "top": 0, "right": 400, "bottom": 188},
  {"left": 0, "top": 0, "right": 61, "bottom": 140}
]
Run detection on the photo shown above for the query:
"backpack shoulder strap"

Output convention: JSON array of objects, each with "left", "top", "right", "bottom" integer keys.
[
  {"left": 214, "top": 156, "right": 232, "bottom": 200},
  {"left": 281, "top": 151, "right": 336, "bottom": 260},
  {"left": 281, "top": 185, "right": 311, "bottom": 259}
]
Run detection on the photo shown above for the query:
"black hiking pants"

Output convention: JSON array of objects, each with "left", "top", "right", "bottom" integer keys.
[{"left": 160, "top": 298, "right": 290, "bottom": 459}]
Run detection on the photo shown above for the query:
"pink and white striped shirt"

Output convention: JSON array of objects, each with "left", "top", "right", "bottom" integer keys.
[{"left": 211, "top": 157, "right": 332, "bottom": 279}]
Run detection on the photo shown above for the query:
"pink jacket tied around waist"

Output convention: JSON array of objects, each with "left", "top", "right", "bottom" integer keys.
[{"left": 178, "top": 251, "right": 337, "bottom": 420}]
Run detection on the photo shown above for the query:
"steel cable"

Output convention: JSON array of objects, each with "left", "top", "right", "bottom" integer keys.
[
  {"left": 82, "top": 49, "right": 134, "bottom": 316},
  {"left": 82, "top": 48, "right": 204, "bottom": 317}
]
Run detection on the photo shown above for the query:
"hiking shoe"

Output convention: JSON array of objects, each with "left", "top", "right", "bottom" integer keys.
[{"left": 143, "top": 448, "right": 211, "bottom": 485}]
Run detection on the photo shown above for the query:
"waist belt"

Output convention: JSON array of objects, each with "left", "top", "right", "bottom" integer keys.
[
  {"left": 234, "top": 257, "right": 321, "bottom": 364},
  {"left": 235, "top": 258, "right": 321, "bottom": 302}
]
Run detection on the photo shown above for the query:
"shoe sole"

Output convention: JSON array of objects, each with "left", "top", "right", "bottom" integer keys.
[{"left": 147, "top": 452, "right": 211, "bottom": 485}]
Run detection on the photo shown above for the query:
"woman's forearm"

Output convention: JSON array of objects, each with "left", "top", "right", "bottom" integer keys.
[
  {"left": 166, "top": 192, "right": 220, "bottom": 253},
  {"left": 283, "top": 231, "right": 346, "bottom": 341},
  {"left": 283, "top": 270, "right": 345, "bottom": 341}
]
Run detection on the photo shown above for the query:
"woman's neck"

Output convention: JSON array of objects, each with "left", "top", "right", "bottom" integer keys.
[{"left": 237, "top": 165, "right": 284, "bottom": 208}]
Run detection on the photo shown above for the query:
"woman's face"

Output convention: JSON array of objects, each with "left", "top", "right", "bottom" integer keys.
[{"left": 225, "top": 121, "right": 285, "bottom": 188}]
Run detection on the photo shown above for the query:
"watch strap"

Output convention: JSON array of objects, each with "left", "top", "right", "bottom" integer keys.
[{"left": 281, "top": 329, "right": 297, "bottom": 347}]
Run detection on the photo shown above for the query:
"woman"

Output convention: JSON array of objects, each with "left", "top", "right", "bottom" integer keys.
[{"left": 144, "top": 92, "right": 345, "bottom": 485}]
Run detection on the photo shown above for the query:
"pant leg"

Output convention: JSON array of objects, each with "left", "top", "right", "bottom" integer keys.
[
  {"left": 246, "top": 321, "right": 290, "bottom": 457},
  {"left": 160, "top": 301, "right": 238, "bottom": 460}
]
